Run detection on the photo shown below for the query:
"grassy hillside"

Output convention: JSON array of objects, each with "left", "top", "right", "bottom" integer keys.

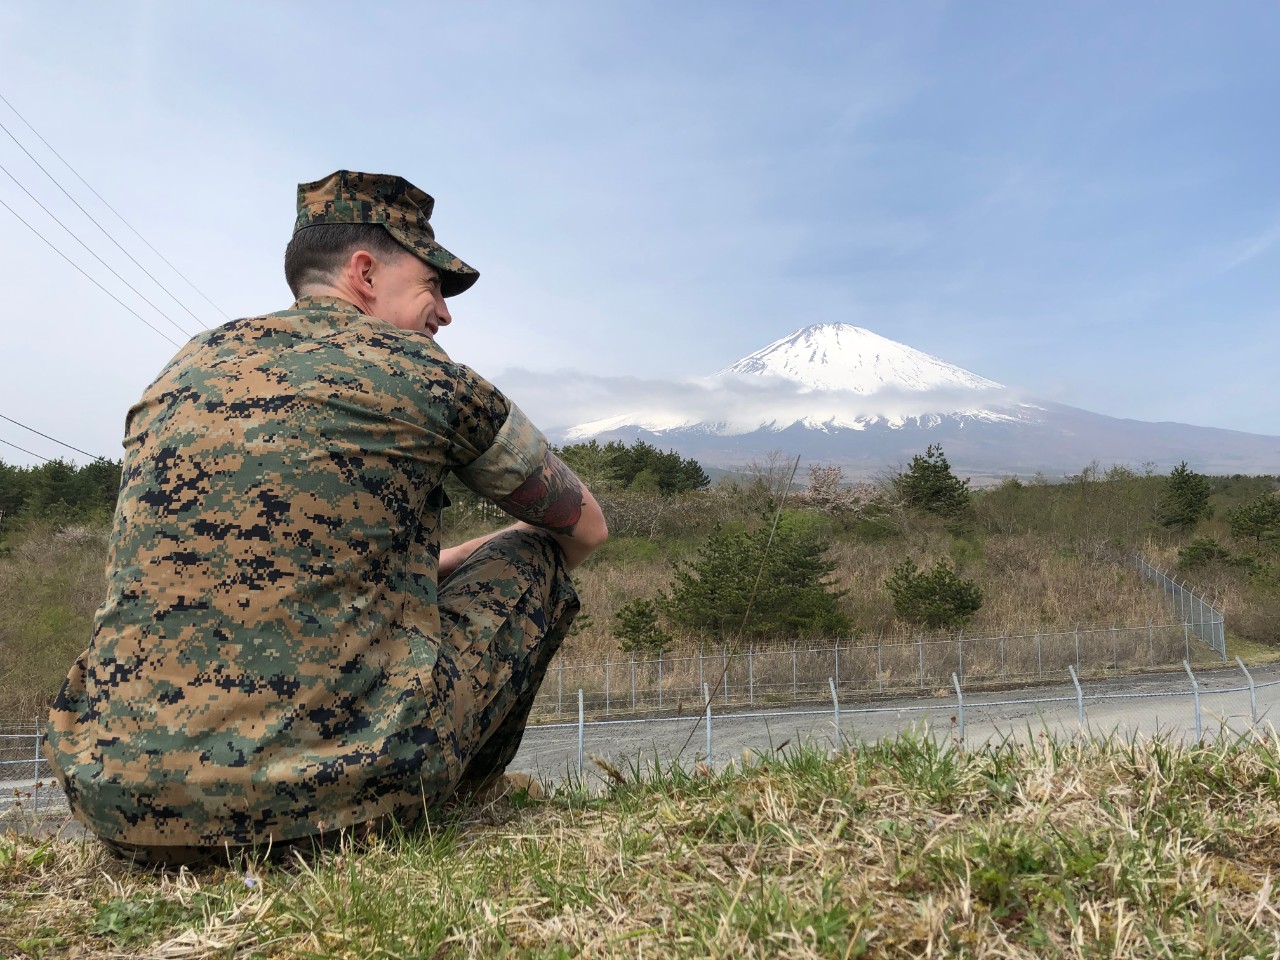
[
  {"left": 4, "top": 732, "right": 1280, "bottom": 957},
  {"left": 1, "top": 467, "right": 1276, "bottom": 717}
]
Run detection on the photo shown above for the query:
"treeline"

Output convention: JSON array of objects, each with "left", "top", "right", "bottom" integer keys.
[
  {"left": 554, "top": 440, "right": 710, "bottom": 495},
  {"left": 0, "top": 458, "right": 122, "bottom": 527}
]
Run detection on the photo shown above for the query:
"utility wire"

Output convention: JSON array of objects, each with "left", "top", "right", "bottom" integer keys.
[
  {"left": 0, "top": 195, "right": 182, "bottom": 347},
  {"left": 0, "top": 437, "right": 51, "bottom": 463},
  {"left": 0, "top": 413, "right": 108, "bottom": 462},
  {"left": 1, "top": 161, "right": 194, "bottom": 338},
  {"left": 0, "top": 91, "right": 230, "bottom": 320},
  {"left": 0, "top": 114, "right": 210, "bottom": 329}
]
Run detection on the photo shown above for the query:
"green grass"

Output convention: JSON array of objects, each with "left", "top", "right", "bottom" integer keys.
[{"left": 4, "top": 730, "right": 1280, "bottom": 957}]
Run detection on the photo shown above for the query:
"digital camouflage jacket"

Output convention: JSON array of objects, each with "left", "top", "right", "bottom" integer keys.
[{"left": 46, "top": 296, "right": 547, "bottom": 847}]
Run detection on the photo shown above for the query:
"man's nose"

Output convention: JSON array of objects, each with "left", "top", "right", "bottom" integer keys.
[{"left": 436, "top": 297, "right": 452, "bottom": 326}]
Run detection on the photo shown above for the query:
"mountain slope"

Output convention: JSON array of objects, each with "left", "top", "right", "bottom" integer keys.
[{"left": 557, "top": 323, "right": 1280, "bottom": 476}]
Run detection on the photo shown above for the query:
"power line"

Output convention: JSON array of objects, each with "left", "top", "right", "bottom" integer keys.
[
  {"left": 1, "top": 161, "right": 195, "bottom": 338},
  {"left": 0, "top": 91, "right": 230, "bottom": 321},
  {"left": 0, "top": 437, "right": 51, "bottom": 463},
  {"left": 0, "top": 413, "right": 108, "bottom": 462},
  {"left": 0, "top": 195, "right": 182, "bottom": 347},
  {"left": 0, "top": 114, "right": 211, "bottom": 329}
]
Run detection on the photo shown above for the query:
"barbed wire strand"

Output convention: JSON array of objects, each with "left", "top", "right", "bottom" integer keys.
[
  {"left": 0, "top": 413, "right": 108, "bottom": 462},
  {"left": 0, "top": 195, "right": 181, "bottom": 347},
  {"left": 0, "top": 114, "right": 209, "bottom": 329},
  {"left": 0, "top": 161, "right": 194, "bottom": 338}
]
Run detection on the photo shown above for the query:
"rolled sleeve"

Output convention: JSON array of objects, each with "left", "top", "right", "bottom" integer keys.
[{"left": 455, "top": 402, "right": 548, "bottom": 500}]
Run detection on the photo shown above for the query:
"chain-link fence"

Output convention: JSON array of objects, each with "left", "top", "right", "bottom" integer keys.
[
  {"left": 530, "top": 657, "right": 1280, "bottom": 779},
  {"left": 1135, "top": 555, "right": 1226, "bottom": 660},
  {"left": 530, "top": 619, "right": 1223, "bottom": 722},
  {"left": 5, "top": 659, "right": 1277, "bottom": 827}
]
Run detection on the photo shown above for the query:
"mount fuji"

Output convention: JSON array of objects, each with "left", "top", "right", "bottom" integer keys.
[{"left": 556, "top": 324, "right": 1280, "bottom": 477}]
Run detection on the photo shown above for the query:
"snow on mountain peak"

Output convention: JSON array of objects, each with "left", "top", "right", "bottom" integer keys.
[{"left": 716, "top": 322, "right": 1004, "bottom": 394}]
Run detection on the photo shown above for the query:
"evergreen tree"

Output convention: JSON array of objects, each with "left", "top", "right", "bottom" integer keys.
[
  {"left": 557, "top": 439, "right": 709, "bottom": 495},
  {"left": 884, "top": 558, "right": 983, "bottom": 630},
  {"left": 1156, "top": 461, "right": 1212, "bottom": 529},
  {"left": 613, "top": 598, "right": 674, "bottom": 654},
  {"left": 554, "top": 440, "right": 623, "bottom": 491},
  {"left": 664, "top": 512, "right": 850, "bottom": 640},
  {"left": 892, "top": 444, "right": 971, "bottom": 518},
  {"left": 1227, "top": 493, "right": 1280, "bottom": 546}
]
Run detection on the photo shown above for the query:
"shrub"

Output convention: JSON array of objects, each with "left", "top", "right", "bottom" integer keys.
[
  {"left": 664, "top": 512, "right": 851, "bottom": 640},
  {"left": 612, "top": 598, "right": 674, "bottom": 654},
  {"left": 885, "top": 558, "right": 984, "bottom": 630},
  {"left": 1227, "top": 493, "right": 1280, "bottom": 546},
  {"left": 1177, "top": 537, "right": 1233, "bottom": 571}
]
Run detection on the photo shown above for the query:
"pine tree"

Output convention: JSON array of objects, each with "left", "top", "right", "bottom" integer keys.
[
  {"left": 892, "top": 444, "right": 971, "bottom": 518},
  {"left": 884, "top": 558, "right": 983, "bottom": 630},
  {"left": 1227, "top": 493, "right": 1280, "bottom": 546},
  {"left": 1156, "top": 462, "right": 1212, "bottom": 529},
  {"left": 613, "top": 598, "right": 674, "bottom": 654},
  {"left": 664, "top": 513, "right": 850, "bottom": 640}
]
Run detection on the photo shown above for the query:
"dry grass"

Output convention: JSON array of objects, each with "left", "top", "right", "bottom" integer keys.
[
  {"left": 0, "top": 522, "right": 107, "bottom": 716},
  {"left": 5, "top": 731, "right": 1280, "bottom": 957}
]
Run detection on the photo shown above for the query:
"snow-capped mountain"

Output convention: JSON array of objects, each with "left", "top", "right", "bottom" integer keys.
[
  {"left": 556, "top": 323, "right": 1280, "bottom": 477},
  {"left": 719, "top": 323, "right": 1003, "bottom": 394},
  {"left": 566, "top": 322, "right": 1039, "bottom": 440}
]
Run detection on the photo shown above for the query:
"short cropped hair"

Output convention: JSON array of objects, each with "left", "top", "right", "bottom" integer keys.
[{"left": 283, "top": 223, "right": 409, "bottom": 296}]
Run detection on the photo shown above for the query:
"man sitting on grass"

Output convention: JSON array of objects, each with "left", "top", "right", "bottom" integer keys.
[{"left": 46, "top": 170, "right": 607, "bottom": 866}]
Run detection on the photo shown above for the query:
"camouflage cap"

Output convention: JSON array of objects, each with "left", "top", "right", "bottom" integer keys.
[{"left": 294, "top": 170, "right": 479, "bottom": 297}]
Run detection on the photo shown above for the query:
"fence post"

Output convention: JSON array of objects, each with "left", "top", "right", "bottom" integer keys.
[
  {"left": 1236, "top": 656, "right": 1258, "bottom": 724},
  {"left": 834, "top": 640, "right": 840, "bottom": 692},
  {"left": 958, "top": 632, "right": 964, "bottom": 684},
  {"left": 1068, "top": 664, "right": 1084, "bottom": 726},
  {"left": 918, "top": 634, "right": 925, "bottom": 689},
  {"left": 1111, "top": 624, "right": 1118, "bottom": 673},
  {"left": 1148, "top": 621, "right": 1154, "bottom": 665},
  {"left": 630, "top": 654, "right": 636, "bottom": 712},
  {"left": 1035, "top": 628, "right": 1042, "bottom": 679},
  {"left": 1184, "top": 621, "right": 1191, "bottom": 662},
  {"left": 792, "top": 641, "right": 798, "bottom": 701},
  {"left": 557, "top": 659, "right": 564, "bottom": 719},
  {"left": 952, "top": 672, "right": 965, "bottom": 746},
  {"left": 703, "top": 682, "right": 712, "bottom": 764},
  {"left": 723, "top": 646, "right": 729, "bottom": 704},
  {"left": 577, "top": 689, "right": 585, "bottom": 776},
  {"left": 605, "top": 656, "right": 611, "bottom": 716},
  {"left": 1184, "top": 660, "right": 1202, "bottom": 741},
  {"left": 1000, "top": 631, "right": 1005, "bottom": 680},
  {"left": 877, "top": 639, "right": 884, "bottom": 694},
  {"left": 657, "top": 653, "right": 664, "bottom": 711},
  {"left": 33, "top": 726, "right": 41, "bottom": 783},
  {"left": 698, "top": 647, "right": 704, "bottom": 700},
  {"left": 828, "top": 677, "right": 840, "bottom": 745},
  {"left": 1074, "top": 625, "right": 1080, "bottom": 674},
  {"left": 748, "top": 642, "right": 755, "bottom": 707}
]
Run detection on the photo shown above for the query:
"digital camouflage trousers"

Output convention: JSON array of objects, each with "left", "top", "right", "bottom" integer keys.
[{"left": 97, "top": 528, "right": 579, "bottom": 867}]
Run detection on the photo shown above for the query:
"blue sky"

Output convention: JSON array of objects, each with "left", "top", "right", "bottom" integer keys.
[{"left": 0, "top": 1, "right": 1277, "bottom": 467}]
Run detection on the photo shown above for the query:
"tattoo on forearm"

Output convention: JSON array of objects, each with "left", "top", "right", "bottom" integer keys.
[{"left": 497, "top": 453, "right": 584, "bottom": 536}]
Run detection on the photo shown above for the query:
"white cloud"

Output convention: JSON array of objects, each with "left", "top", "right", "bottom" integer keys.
[{"left": 497, "top": 368, "right": 1026, "bottom": 437}]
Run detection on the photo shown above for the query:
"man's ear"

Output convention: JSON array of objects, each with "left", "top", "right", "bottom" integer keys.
[{"left": 345, "top": 250, "right": 377, "bottom": 293}]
